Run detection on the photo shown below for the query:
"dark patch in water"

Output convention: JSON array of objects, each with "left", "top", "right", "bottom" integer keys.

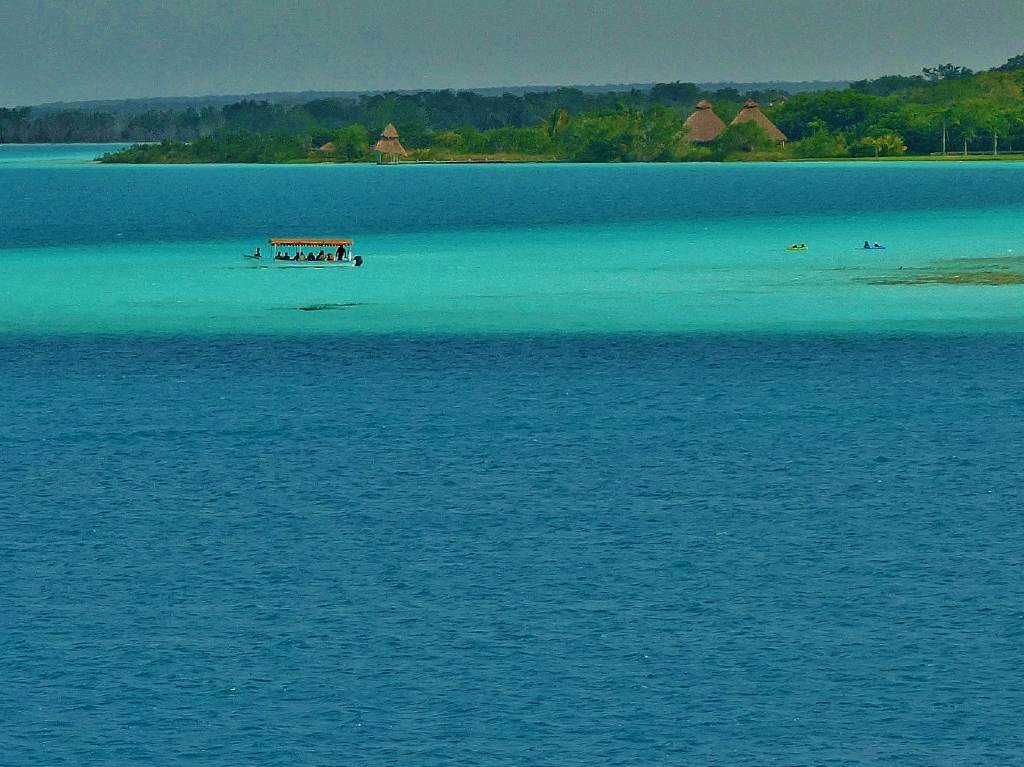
[
  {"left": 945, "top": 254, "right": 1024, "bottom": 267},
  {"left": 863, "top": 254, "right": 1024, "bottom": 286},
  {"left": 866, "top": 271, "right": 1024, "bottom": 286},
  {"left": 298, "top": 303, "right": 362, "bottom": 311}
]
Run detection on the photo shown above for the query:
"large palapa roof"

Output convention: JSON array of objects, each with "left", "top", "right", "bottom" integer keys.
[
  {"left": 683, "top": 100, "right": 726, "bottom": 143},
  {"left": 730, "top": 99, "right": 787, "bottom": 143},
  {"left": 373, "top": 123, "right": 407, "bottom": 156}
]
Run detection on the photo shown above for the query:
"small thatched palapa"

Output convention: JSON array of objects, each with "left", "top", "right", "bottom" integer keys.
[
  {"left": 730, "top": 99, "right": 787, "bottom": 144},
  {"left": 317, "top": 141, "right": 336, "bottom": 153},
  {"left": 683, "top": 100, "right": 726, "bottom": 143},
  {"left": 373, "top": 123, "right": 407, "bottom": 157}
]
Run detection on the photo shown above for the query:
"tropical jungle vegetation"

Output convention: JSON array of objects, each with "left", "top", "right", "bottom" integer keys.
[{"left": 3, "top": 51, "right": 1024, "bottom": 163}]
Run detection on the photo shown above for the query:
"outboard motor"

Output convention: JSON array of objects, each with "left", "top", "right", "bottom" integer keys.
[{"left": 353, "top": 255, "right": 363, "bottom": 267}]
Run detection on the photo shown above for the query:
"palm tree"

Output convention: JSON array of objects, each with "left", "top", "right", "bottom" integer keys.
[
  {"left": 982, "top": 111, "right": 1010, "bottom": 155},
  {"left": 962, "top": 127, "right": 977, "bottom": 155},
  {"left": 938, "top": 106, "right": 956, "bottom": 155},
  {"left": 543, "top": 109, "right": 570, "bottom": 139},
  {"left": 948, "top": 107, "right": 979, "bottom": 156}
]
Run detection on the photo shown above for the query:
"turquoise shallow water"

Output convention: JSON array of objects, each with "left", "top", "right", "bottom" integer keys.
[
  {"left": 2, "top": 147, "right": 1023, "bottom": 765},
  {"left": 1, "top": 147, "right": 1023, "bottom": 335}
]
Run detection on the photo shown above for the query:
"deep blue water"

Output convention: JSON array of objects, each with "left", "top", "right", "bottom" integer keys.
[
  {"left": 3, "top": 334, "right": 1023, "bottom": 765},
  {"left": 5, "top": 159, "right": 1024, "bottom": 247},
  {"left": 3, "top": 148, "right": 1024, "bottom": 763}
]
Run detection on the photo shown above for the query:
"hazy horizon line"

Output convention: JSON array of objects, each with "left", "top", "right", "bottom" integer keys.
[{"left": 13, "top": 78, "right": 858, "bottom": 110}]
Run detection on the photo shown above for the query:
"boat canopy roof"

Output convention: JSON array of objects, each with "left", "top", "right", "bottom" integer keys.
[{"left": 269, "top": 238, "right": 353, "bottom": 247}]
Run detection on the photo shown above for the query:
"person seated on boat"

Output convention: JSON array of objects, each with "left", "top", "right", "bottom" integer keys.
[
  {"left": 864, "top": 240, "right": 871, "bottom": 249},
  {"left": 297, "top": 251, "right": 307, "bottom": 261},
  {"left": 326, "top": 251, "right": 335, "bottom": 262},
  {"left": 252, "top": 247, "right": 261, "bottom": 259},
  {"left": 275, "top": 251, "right": 287, "bottom": 260}
]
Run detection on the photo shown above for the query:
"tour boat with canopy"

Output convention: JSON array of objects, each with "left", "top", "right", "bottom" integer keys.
[{"left": 248, "top": 237, "right": 363, "bottom": 267}]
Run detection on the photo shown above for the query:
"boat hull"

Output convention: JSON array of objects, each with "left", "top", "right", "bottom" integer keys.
[{"left": 269, "top": 260, "right": 358, "bottom": 267}]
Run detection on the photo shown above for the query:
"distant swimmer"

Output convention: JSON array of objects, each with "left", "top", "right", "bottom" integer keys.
[{"left": 788, "top": 243, "right": 807, "bottom": 252}]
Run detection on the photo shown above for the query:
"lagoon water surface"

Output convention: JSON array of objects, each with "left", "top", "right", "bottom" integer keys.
[
  {"left": 2, "top": 146, "right": 1024, "bottom": 334},
  {"left": 2, "top": 146, "right": 1023, "bottom": 765}
]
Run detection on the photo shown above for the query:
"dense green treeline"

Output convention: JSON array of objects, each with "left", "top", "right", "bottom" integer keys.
[
  {"left": 3, "top": 83, "right": 774, "bottom": 145},
  {"left": 99, "top": 107, "right": 686, "bottom": 163},
  {"left": 101, "top": 105, "right": 789, "bottom": 164},
  {"left": 20, "top": 50, "right": 1024, "bottom": 162},
  {"left": 774, "top": 61, "right": 1024, "bottom": 155},
  {"left": 0, "top": 105, "right": 225, "bottom": 143}
]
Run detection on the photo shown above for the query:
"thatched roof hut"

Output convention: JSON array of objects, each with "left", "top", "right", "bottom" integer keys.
[
  {"left": 683, "top": 100, "right": 726, "bottom": 143},
  {"left": 317, "top": 141, "right": 336, "bottom": 153},
  {"left": 372, "top": 123, "right": 407, "bottom": 157},
  {"left": 730, "top": 99, "right": 787, "bottom": 143}
]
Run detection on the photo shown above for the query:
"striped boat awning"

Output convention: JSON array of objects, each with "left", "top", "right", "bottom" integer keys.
[{"left": 269, "top": 238, "right": 353, "bottom": 247}]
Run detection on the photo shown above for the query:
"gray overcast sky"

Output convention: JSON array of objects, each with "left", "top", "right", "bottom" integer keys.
[{"left": 2, "top": 0, "right": 1024, "bottom": 106}]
